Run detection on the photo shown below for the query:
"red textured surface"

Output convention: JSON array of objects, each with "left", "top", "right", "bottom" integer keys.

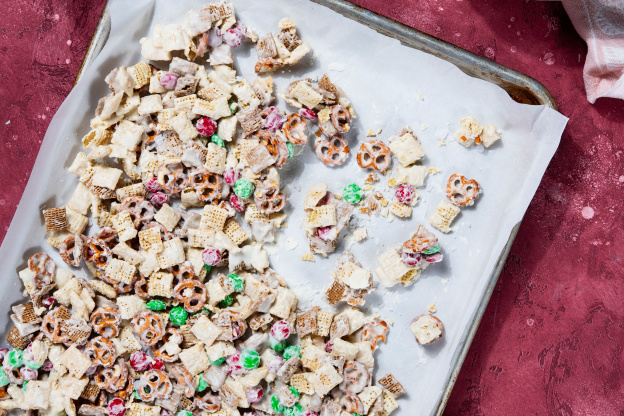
[{"left": 0, "top": 1, "right": 623, "bottom": 415}]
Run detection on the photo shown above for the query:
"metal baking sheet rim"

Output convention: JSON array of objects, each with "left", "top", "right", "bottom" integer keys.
[{"left": 76, "top": 1, "right": 555, "bottom": 414}]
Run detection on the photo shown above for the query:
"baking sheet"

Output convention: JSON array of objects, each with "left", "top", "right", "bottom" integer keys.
[{"left": 0, "top": 0, "right": 568, "bottom": 415}]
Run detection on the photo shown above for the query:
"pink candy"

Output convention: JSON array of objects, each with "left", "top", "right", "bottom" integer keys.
[
  {"left": 20, "top": 367, "right": 37, "bottom": 381},
  {"left": 264, "top": 112, "right": 285, "bottom": 132},
  {"left": 223, "top": 169, "right": 239, "bottom": 187},
  {"left": 145, "top": 177, "right": 162, "bottom": 193},
  {"left": 270, "top": 320, "right": 291, "bottom": 341},
  {"left": 42, "top": 297, "right": 55, "bottom": 307},
  {"left": 159, "top": 410, "right": 171, "bottom": 416},
  {"left": 159, "top": 73, "right": 178, "bottom": 90},
  {"left": 246, "top": 385, "right": 264, "bottom": 404},
  {"left": 202, "top": 247, "right": 222, "bottom": 266},
  {"left": 107, "top": 398, "right": 126, "bottom": 416},
  {"left": 401, "top": 250, "right": 422, "bottom": 267},
  {"left": 130, "top": 351, "right": 151, "bottom": 371},
  {"left": 316, "top": 191, "right": 333, "bottom": 206},
  {"left": 304, "top": 412, "right": 320, "bottom": 416},
  {"left": 150, "top": 192, "right": 169, "bottom": 208},
  {"left": 298, "top": 108, "right": 317, "bottom": 120},
  {"left": 423, "top": 252, "right": 443, "bottom": 263},
  {"left": 325, "top": 341, "right": 333, "bottom": 353},
  {"left": 196, "top": 117, "right": 217, "bottom": 137},
  {"left": 207, "top": 27, "right": 223, "bottom": 49},
  {"left": 149, "top": 357, "right": 164, "bottom": 370},
  {"left": 223, "top": 30, "right": 243, "bottom": 47},
  {"left": 42, "top": 359, "right": 53, "bottom": 371},
  {"left": 226, "top": 352, "right": 244, "bottom": 375},
  {"left": 229, "top": 194, "right": 245, "bottom": 212},
  {"left": 317, "top": 226, "right": 337, "bottom": 242},
  {"left": 395, "top": 184, "right": 416, "bottom": 204},
  {"left": 267, "top": 356, "right": 285, "bottom": 375}
]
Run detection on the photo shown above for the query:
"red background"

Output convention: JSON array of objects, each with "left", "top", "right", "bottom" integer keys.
[{"left": 1, "top": 1, "right": 623, "bottom": 414}]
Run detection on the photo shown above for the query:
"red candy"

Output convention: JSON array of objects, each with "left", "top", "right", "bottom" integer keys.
[
  {"left": 246, "top": 385, "right": 263, "bottom": 404},
  {"left": 401, "top": 251, "right": 422, "bottom": 267},
  {"left": 264, "top": 112, "right": 285, "bottom": 132},
  {"left": 325, "top": 341, "right": 333, "bottom": 353},
  {"left": 270, "top": 320, "right": 291, "bottom": 341},
  {"left": 145, "top": 177, "right": 162, "bottom": 193},
  {"left": 304, "top": 412, "right": 319, "bottom": 416},
  {"left": 196, "top": 117, "right": 217, "bottom": 137},
  {"left": 298, "top": 108, "right": 317, "bottom": 120},
  {"left": 395, "top": 184, "right": 416, "bottom": 204},
  {"left": 223, "top": 169, "right": 238, "bottom": 187},
  {"left": 42, "top": 359, "right": 53, "bottom": 371},
  {"left": 424, "top": 252, "right": 443, "bottom": 263},
  {"left": 150, "top": 192, "right": 170, "bottom": 208},
  {"left": 159, "top": 410, "right": 171, "bottom": 416},
  {"left": 20, "top": 367, "right": 37, "bottom": 381},
  {"left": 149, "top": 357, "right": 164, "bottom": 370},
  {"left": 159, "top": 73, "right": 178, "bottom": 90},
  {"left": 130, "top": 351, "right": 151, "bottom": 371},
  {"left": 202, "top": 247, "right": 222, "bottom": 266},
  {"left": 107, "top": 398, "right": 126, "bottom": 416},
  {"left": 317, "top": 226, "right": 337, "bottom": 242},
  {"left": 42, "top": 297, "right": 56, "bottom": 307},
  {"left": 226, "top": 352, "right": 244, "bottom": 375},
  {"left": 229, "top": 194, "right": 245, "bottom": 212}
]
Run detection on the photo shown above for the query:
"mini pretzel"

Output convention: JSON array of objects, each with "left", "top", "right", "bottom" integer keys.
[
  {"left": 341, "top": 393, "right": 365, "bottom": 415},
  {"left": 254, "top": 182, "right": 286, "bottom": 214},
  {"left": 153, "top": 327, "right": 183, "bottom": 362},
  {"left": 28, "top": 253, "right": 56, "bottom": 288},
  {"left": 170, "top": 365, "right": 195, "bottom": 398},
  {"left": 356, "top": 139, "right": 391, "bottom": 172},
  {"left": 142, "top": 132, "right": 157, "bottom": 152},
  {"left": 330, "top": 105, "right": 351, "bottom": 133},
  {"left": 255, "top": 57, "right": 284, "bottom": 73},
  {"left": 158, "top": 161, "right": 188, "bottom": 194},
  {"left": 173, "top": 279, "right": 207, "bottom": 313},
  {"left": 360, "top": 318, "right": 389, "bottom": 351},
  {"left": 83, "top": 237, "right": 112, "bottom": 271},
  {"left": 115, "top": 375, "right": 134, "bottom": 401},
  {"left": 137, "top": 369, "right": 172, "bottom": 401},
  {"left": 195, "top": 390, "right": 222, "bottom": 412},
  {"left": 121, "top": 196, "right": 156, "bottom": 228},
  {"left": 282, "top": 113, "right": 307, "bottom": 145},
  {"left": 169, "top": 261, "right": 195, "bottom": 288},
  {"left": 403, "top": 224, "right": 438, "bottom": 253},
  {"left": 94, "top": 359, "right": 128, "bottom": 393},
  {"left": 339, "top": 361, "right": 369, "bottom": 394},
  {"left": 254, "top": 129, "right": 289, "bottom": 168},
  {"left": 85, "top": 335, "right": 117, "bottom": 367},
  {"left": 59, "top": 234, "right": 86, "bottom": 267},
  {"left": 446, "top": 173, "right": 481, "bottom": 207},
  {"left": 314, "top": 134, "right": 349, "bottom": 166},
  {"left": 189, "top": 167, "right": 222, "bottom": 203},
  {"left": 131, "top": 311, "right": 165, "bottom": 347},
  {"left": 214, "top": 310, "right": 247, "bottom": 342},
  {"left": 134, "top": 273, "right": 149, "bottom": 299},
  {"left": 90, "top": 307, "right": 121, "bottom": 338},
  {"left": 93, "top": 227, "right": 120, "bottom": 249},
  {"left": 42, "top": 308, "right": 69, "bottom": 344}
]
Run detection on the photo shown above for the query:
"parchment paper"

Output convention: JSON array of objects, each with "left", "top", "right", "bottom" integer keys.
[{"left": 0, "top": 0, "right": 568, "bottom": 415}]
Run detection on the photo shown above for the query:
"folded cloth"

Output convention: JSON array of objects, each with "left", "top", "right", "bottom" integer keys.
[{"left": 563, "top": 0, "right": 624, "bottom": 103}]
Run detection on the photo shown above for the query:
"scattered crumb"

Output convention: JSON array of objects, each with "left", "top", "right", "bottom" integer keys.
[
  {"left": 334, "top": 194, "right": 342, "bottom": 200},
  {"left": 417, "top": 92, "right": 424, "bottom": 101},
  {"left": 382, "top": 169, "right": 391, "bottom": 176},
  {"left": 270, "top": 213, "right": 287, "bottom": 228},
  {"left": 373, "top": 192, "right": 383, "bottom": 200},
  {"left": 428, "top": 304, "right": 437, "bottom": 313},
  {"left": 359, "top": 207, "right": 371, "bottom": 216},
  {"left": 285, "top": 238, "right": 299, "bottom": 250},
  {"left": 380, "top": 198, "right": 389, "bottom": 207},
  {"left": 438, "top": 140, "right": 446, "bottom": 147},
  {"left": 365, "top": 172, "right": 379, "bottom": 183},
  {"left": 363, "top": 184, "right": 373, "bottom": 191},
  {"left": 428, "top": 167, "right": 440, "bottom": 174},
  {"left": 387, "top": 178, "right": 397, "bottom": 188},
  {"left": 441, "top": 278, "right": 449, "bottom": 284},
  {"left": 377, "top": 128, "right": 382, "bottom": 135},
  {"left": 344, "top": 234, "right": 355, "bottom": 249},
  {"left": 366, "top": 128, "right": 376, "bottom": 137},
  {"left": 420, "top": 124, "right": 428, "bottom": 131},
  {"left": 301, "top": 253, "right": 315, "bottom": 262},
  {"left": 380, "top": 207, "right": 389, "bottom": 218},
  {"left": 353, "top": 228, "right": 367, "bottom": 241}
]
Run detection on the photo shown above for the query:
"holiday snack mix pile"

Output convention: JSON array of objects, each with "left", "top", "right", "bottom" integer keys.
[{"left": 0, "top": 2, "right": 501, "bottom": 416}]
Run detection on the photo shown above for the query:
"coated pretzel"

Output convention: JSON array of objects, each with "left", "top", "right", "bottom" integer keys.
[
  {"left": 134, "top": 273, "right": 149, "bottom": 299},
  {"left": 282, "top": 113, "right": 307, "bottom": 145},
  {"left": 137, "top": 369, "right": 172, "bottom": 401},
  {"left": 121, "top": 196, "right": 156, "bottom": 228},
  {"left": 93, "top": 227, "right": 119, "bottom": 249},
  {"left": 85, "top": 335, "right": 117, "bottom": 367},
  {"left": 254, "top": 182, "right": 286, "bottom": 214},
  {"left": 254, "top": 57, "right": 284, "bottom": 73},
  {"left": 360, "top": 318, "right": 389, "bottom": 351},
  {"left": 214, "top": 310, "right": 247, "bottom": 342},
  {"left": 115, "top": 376, "right": 134, "bottom": 401},
  {"left": 356, "top": 139, "right": 391, "bottom": 172},
  {"left": 158, "top": 162, "right": 188, "bottom": 194},
  {"left": 41, "top": 308, "right": 70, "bottom": 344},
  {"left": 341, "top": 393, "right": 365, "bottom": 415},
  {"left": 189, "top": 167, "right": 222, "bottom": 203},
  {"left": 254, "top": 129, "right": 288, "bottom": 168},
  {"left": 153, "top": 327, "right": 183, "bottom": 363},
  {"left": 314, "top": 134, "right": 349, "bottom": 167},
  {"left": 28, "top": 253, "right": 56, "bottom": 288},
  {"left": 173, "top": 279, "right": 207, "bottom": 313},
  {"left": 169, "top": 261, "right": 195, "bottom": 287},
  {"left": 170, "top": 365, "right": 195, "bottom": 398},
  {"left": 83, "top": 237, "right": 113, "bottom": 271},
  {"left": 330, "top": 104, "right": 351, "bottom": 133},
  {"left": 402, "top": 224, "right": 438, "bottom": 254},
  {"left": 90, "top": 307, "right": 122, "bottom": 338},
  {"left": 446, "top": 173, "right": 481, "bottom": 207},
  {"left": 59, "top": 234, "right": 86, "bottom": 267},
  {"left": 195, "top": 390, "right": 221, "bottom": 413},
  {"left": 94, "top": 359, "right": 128, "bottom": 393},
  {"left": 131, "top": 311, "right": 165, "bottom": 347},
  {"left": 339, "top": 361, "right": 369, "bottom": 394}
]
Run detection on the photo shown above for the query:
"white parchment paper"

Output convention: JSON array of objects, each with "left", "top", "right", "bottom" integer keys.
[{"left": 0, "top": 0, "right": 567, "bottom": 415}]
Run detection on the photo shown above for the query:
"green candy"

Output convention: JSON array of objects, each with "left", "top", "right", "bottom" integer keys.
[
  {"left": 204, "top": 264, "right": 212, "bottom": 273},
  {"left": 210, "top": 356, "right": 225, "bottom": 365},
  {"left": 176, "top": 411, "right": 192, "bottom": 416},
  {"left": 234, "top": 178, "right": 255, "bottom": 199},
  {"left": 227, "top": 273, "right": 245, "bottom": 292},
  {"left": 196, "top": 374, "right": 208, "bottom": 392},
  {"left": 134, "top": 390, "right": 140, "bottom": 400},
  {"left": 284, "top": 403, "right": 303, "bottom": 416},
  {"left": 146, "top": 299, "right": 167, "bottom": 311},
  {"left": 286, "top": 142, "right": 294, "bottom": 158},
  {"left": 423, "top": 244, "right": 441, "bottom": 255},
  {"left": 7, "top": 350, "right": 23, "bottom": 369},
  {"left": 211, "top": 134, "right": 225, "bottom": 148},
  {"left": 343, "top": 184, "right": 362, "bottom": 204},
  {"left": 21, "top": 381, "right": 28, "bottom": 391},
  {"left": 219, "top": 294, "right": 234, "bottom": 308},
  {"left": 271, "top": 394, "right": 284, "bottom": 413},
  {"left": 169, "top": 306, "right": 188, "bottom": 326},
  {"left": 269, "top": 337, "right": 287, "bottom": 352},
  {"left": 240, "top": 349, "right": 260, "bottom": 370},
  {"left": 229, "top": 101, "right": 238, "bottom": 115},
  {"left": 0, "top": 369, "right": 9, "bottom": 387},
  {"left": 289, "top": 386, "right": 300, "bottom": 400},
  {"left": 24, "top": 359, "right": 42, "bottom": 370},
  {"left": 282, "top": 345, "right": 301, "bottom": 361}
]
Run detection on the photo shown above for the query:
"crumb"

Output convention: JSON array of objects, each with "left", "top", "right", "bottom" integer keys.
[
  {"left": 365, "top": 172, "right": 379, "bottom": 183},
  {"left": 385, "top": 318, "right": 394, "bottom": 325},
  {"left": 366, "top": 128, "right": 376, "bottom": 137},
  {"left": 344, "top": 234, "right": 355, "bottom": 249},
  {"left": 377, "top": 128, "right": 382, "bottom": 135},
  {"left": 373, "top": 192, "right": 383, "bottom": 200},
  {"left": 382, "top": 169, "right": 391, "bottom": 176},
  {"left": 428, "top": 304, "right": 437, "bottom": 313},
  {"left": 417, "top": 92, "right": 424, "bottom": 101},
  {"left": 334, "top": 194, "right": 342, "bottom": 200},
  {"left": 428, "top": 167, "right": 440, "bottom": 174},
  {"left": 301, "top": 253, "right": 315, "bottom": 262},
  {"left": 285, "top": 238, "right": 299, "bottom": 250},
  {"left": 380, "top": 199, "right": 389, "bottom": 207},
  {"left": 387, "top": 178, "right": 397, "bottom": 188},
  {"left": 363, "top": 184, "right": 373, "bottom": 191},
  {"left": 380, "top": 207, "right": 389, "bottom": 218},
  {"left": 359, "top": 207, "right": 371, "bottom": 216},
  {"left": 438, "top": 140, "right": 446, "bottom": 147},
  {"left": 353, "top": 228, "right": 367, "bottom": 241},
  {"left": 421, "top": 124, "right": 428, "bottom": 131}
]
